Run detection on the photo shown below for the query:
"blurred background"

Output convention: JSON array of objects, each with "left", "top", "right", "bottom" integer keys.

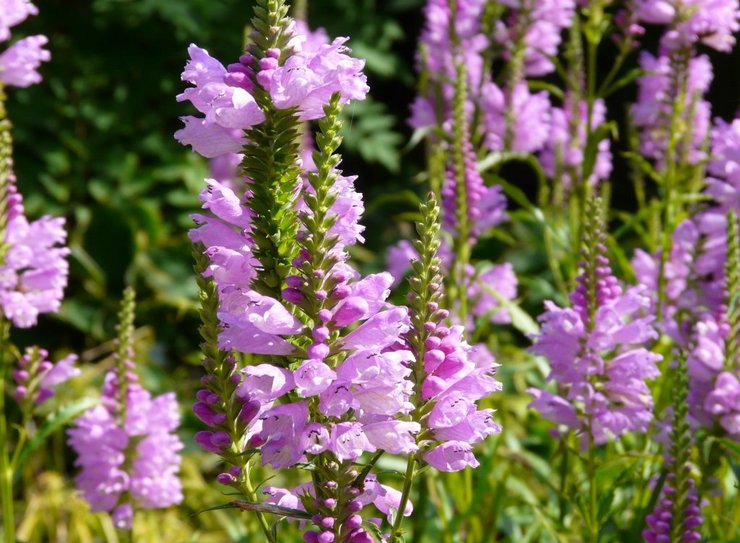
[{"left": 5, "top": 1, "right": 739, "bottom": 540}]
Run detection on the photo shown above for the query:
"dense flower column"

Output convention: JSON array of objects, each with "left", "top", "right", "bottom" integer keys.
[
  {"left": 393, "top": 0, "right": 516, "bottom": 332},
  {"left": 484, "top": 0, "right": 573, "bottom": 154},
  {"left": 68, "top": 289, "right": 183, "bottom": 531},
  {"left": 686, "top": 211, "right": 740, "bottom": 438},
  {"left": 385, "top": 194, "right": 501, "bottom": 543},
  {"left": 633, "top": 118, "right": 740, "bottom": 342},
  {"left": 643, "top": 354, "right": 703, "bottom": 543},
  {"left": 529, "top": 198, "right": 662, "bottom": 541},
  {"left": 632, "top": 0, "right": 740, "bottom": 312}
]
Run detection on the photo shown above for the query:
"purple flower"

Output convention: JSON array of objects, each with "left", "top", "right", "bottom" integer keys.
[
  {"left": 0, "top": 0, "right": 38, "bottom": 42},
  {"left": 482, "top": 81, "right": 551, "bottom": 153},
  {"left": 636, "top": 0, "right": 740, "bottom": 52},
  {"left": 177, "top": 24, "right": 368, "bottom": 158},
  {"left": 0, "top": 34, "right": 50, "bottom": 87},
  {"left": 530, "top": 255, "right": 662, "bottom": 444},
  {"left": 703, "top": 371, "right": 740, "bottom": 436},
  {"left": 643, "top": 476, "right": 703, "bottom": 543},
  {"left": 13, "top": 348, "right": 79, "bottom": 406},
  {"left": 415, "top": 0, "right": 489, "bottom": 112},
  {"left": 495, "top": 0, "right": 576, "bottom": 77},
  {"left": 217, "top": 288, "right": 302, "bottom": 355},
  {"left": 633, "top": 52, "right": 712, "bottom": 168},
  {"left": 539, "top": 96, "right": 612, "bottom": 189},
  {"left": 0, "top": 187, "right": 70, "bottom": 328},
  {"left": 68, "top": 375, "right": 183, "bottom": 529},
  {"left": 424, "top": 441, "right": 480, "bottom": 472},
  {"left": 258, "top": 36, "right": 368, "bottom": 121},
  {"left": 469, "top": 263, "right": 518, "bottom": 325}
]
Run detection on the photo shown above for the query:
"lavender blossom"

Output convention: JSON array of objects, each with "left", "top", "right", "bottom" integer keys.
[
  {"left": 12, "top": 347, "right": 78, "bottom": 406},
  {"left": 0, "top": 174, "right": 70, "bottom": 329},
  {"left": 539, "top": 95, "right": 613, "bottom": 190},
  {"left": 0, "top": 0, "right": 49, "bottom": 88},
  {"left": 635, "top": 0, "right": 740, "bottom": 52},
  {"left": 176, "top": 22, "right": 367, "bottom": 158},
  {"left": 68, "top": 290, "right": 183, "bottom": 529},
  {"left": 481, "top": 81, "right": 551, "bottom": 154},
  {"left": 633, "top": 52, "right": 712, "bottom": 168},
  {"left": 530, "top": 205, "right": 662, "bottom": 444},
  {"left": 494, "top": 0, "right": 576, "bottom": 77}
]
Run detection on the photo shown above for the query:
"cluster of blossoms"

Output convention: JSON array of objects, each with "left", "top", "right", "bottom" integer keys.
[
  {"left": 175, "top": 19, "right": 367, "bottom": 158},
  {"left": 0, "top": 0, "right": 50, "bottom": 88},
  {"left": 632, "top": 0, "right": 739, "bottom": 169},
  {"left": 634, "top": 119, "right": 740, "bottom": 437},
  {"left": 0, "top": 2, "right": 63, "bottom": 330},
  {"left": 635, "top": 0, "right": 740, "bottom": 52},
  {"left": 0, "top": 182, "right": 70, "bottom": 328},
  {"left": 643, "top": 473, "right": 703, "bottom": 543},
  {"left": 12, "top": 347, "right": 78, "bottom": 407},
  {"left": 68, "top": 291, "right": 183, "bottom": 530},
  {"left": 179, "top": 4, "right": 501, "bottom": 540},
  {"left": 530, "top": 213, "right": 662, "bottom": 444},
  {"left": 539, "top": 95, "right": 613, "bottom": 189},
  {"left": 483, "top": 0, "right": 575, "bottom": 155},
  {"left": 392, "top": 0, "right": 519, "bottom": 328}
]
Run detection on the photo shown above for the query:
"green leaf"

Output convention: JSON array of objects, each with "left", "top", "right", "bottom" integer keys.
[
  {"left": 230, "top": 500, "right": 312, "bottom": 519},
  {"left": 582, "top": 121, "right": 618, "bottom": 182},
  {"left": 15, "top": 397, "right": 99, "bottom": 469},
  {"left": 720, "top": 437, "right": 740, "bottom": 458},
  {"left": 602, "top": 68, "right": 643, "bottom": 98},
  {"left": 479, "top": 282, "right": 540, "bottom": 336}
]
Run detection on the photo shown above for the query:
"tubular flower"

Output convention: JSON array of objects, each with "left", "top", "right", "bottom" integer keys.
[
  {"left": 0, "top": 0, "right": 49, "bottom": 87},
  {"left": 530, "top": 208, "right": 662, "bottom": 444},
  {"left": 68, "top": 290, "right": 183, "bottom": 529},
  {"left": 635, "top": 0, "right": 740, "bottom": 52},
  {"left": 494, "top": 0, "right": 576, "bottom": 77},
  {"left": 0, "top": 184, "right": 70, "bottom": 329},
  {"left": 176, "top": 23, "right": 367, "bottom": 158},
  {"left": 539, "top": 95, "right": 613, "bottom": 190},
  {"left": 12, "top": 347, "right": 78, "bottom": 407}
]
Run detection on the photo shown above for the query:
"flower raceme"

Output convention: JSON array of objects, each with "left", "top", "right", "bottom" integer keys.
[
  {"left": 0, "top": 184, "right": 70, "bottom": 328},
  {"left": 179, "top": 8, "right": 501, "bottom": 541},
  {"left": 68, "top": 291, "right": 183, "bottom": 530},
  {"left": 175, "top": 23, "right": 368, "bottom": 159},
  {"left": 530, "top": 212, "right": 662, "bottom": 444}
]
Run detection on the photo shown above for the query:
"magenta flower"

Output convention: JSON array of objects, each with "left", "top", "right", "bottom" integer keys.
[
  {"left": 635, "top": 0, "right": 740, "bottom": 51},
  {"left": 539, "top": 96, "right": 613, "bottom": 189},
  {"left": 495, "top": 0, "right": 576, "bottom": 76},
  {"left": 13, "top": 348, "right": 78, "bottom": 406},
  {"left": 0, "top": 1, "right": 49, "bottom": 87},
  {"left": 0, "top": 186, "right": 70, "bottom": 328},
  {"left": 68, "top": 374, "right": 183, "bottom": 529},
  {"left": 530, "top": 250, "right": 662, "bottom": 444},
  {"left": 0, "top": 0, "right": 38, "bottom": 42},
  {"left": 0, "top": 34, "right": 50, "bottom": 87},
  {"left": 177, "top": 23, "right": 367, "bottom": 158},
  {"left": 482, "top": 81, "right": 551, "bottom": 153}
]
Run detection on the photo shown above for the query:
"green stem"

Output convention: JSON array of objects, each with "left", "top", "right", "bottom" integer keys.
[
  {"left": 242, "top": 459, "right": 275, "bottom": 543},
  {"left": 389, "top": 453, "right": 417, "bottom": 543},
  {"left": 656, "top": 52, "right": 689, "bottom": 315},
  {"left": 558, "top": 434, "right": 570, "bottom": 526},
  {"left": 586, "top": 417, "right": 598, "bottom": 543},
  {"left": 0, "top": 319, "right": 15, "bottom": 543}
]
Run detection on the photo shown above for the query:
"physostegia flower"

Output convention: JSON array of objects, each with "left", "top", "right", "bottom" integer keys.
[{"left": 68, "top": 289, "right": 183, "bottom": 529}]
